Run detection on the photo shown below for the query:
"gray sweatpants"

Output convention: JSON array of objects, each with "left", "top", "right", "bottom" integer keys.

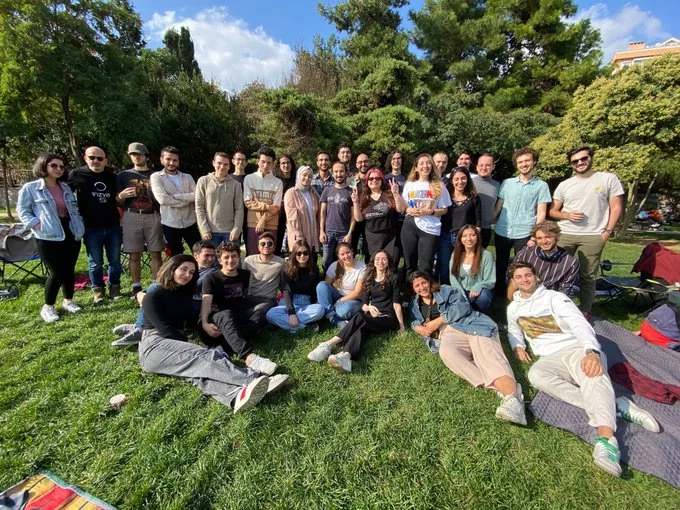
[
  {"left": 139, "top": 329, "right": 258, "bottom": 407},
  {"left": 528, "top": 346, "right": 617, "bottom": 430}
]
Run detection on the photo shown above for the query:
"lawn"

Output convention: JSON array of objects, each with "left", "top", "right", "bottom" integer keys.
[{"left": 1, "top": 233, "right": 678, "bottom": 509}]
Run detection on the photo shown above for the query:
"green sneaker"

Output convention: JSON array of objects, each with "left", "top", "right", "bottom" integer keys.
[{"left": 593, "top": 436, "right": 621, "bottom": 477}]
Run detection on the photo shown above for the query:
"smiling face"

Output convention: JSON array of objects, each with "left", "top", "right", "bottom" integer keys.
[
  {"left": 213, "top": 155, "right": 231, "bottom": 179},
  {"left": 416, "top": 156, "right": 432, "bottom": 179},
  {"left": 515, "top": 154, "right": 535, "bottom": 177},
  {"left": 433, "top": 153, "right": 448, "bottom": 175},
  {"left": 194, "top": 247, "right": 216, "bottom": 269},
  {"left": 535, "top": 229, "right": 557, "bottom": 252},
  {"left": 317, "top": 153, "right": 330, "bottom": 173},
  {"left": 391, "top": 152, "right": 403, "bottom": 172},
  {"left": 569, "top": 150, "right": 593, "bottom": 174},
  {"left": 278, "top": 157, "right": 292, "bottom": 177},
  {"left": 337, "top": 245, "right": 354, "bottom": 266},
  {"left": 258, "top": 236, "right": 274, "bottom": 256},
  {"left": 373, "top": 251, "right": 389, "bottom": 272},
  {"left": 411, "top": 276, "right": 431, "bottom": 298},
  {"left": 451, "top": 170, "right": 468, "bottom": 193},
  {"left": 367, "top": 173, "right": 383, "bottom": 191},
  {"left": 173, "top": 261, "right": 196, "bottom": 286},
  {"left": 46, "top": 158, "right": 65, "bottom": 180},
  {"left": 84, "top": 147, "right": 107, "bottom": 173},
  {"left": 512, "top": 266, "right": 538, "bottom": 295},
  {"left": 219, "top": 250, "right": 240, "bottom": 273},
  {"left": 460, "top": 227, "right": 479, "bottom": 250},
  {"left": 356, "top": 154, "right": 369, "bottom": 174},
  {"left": 338, "top": 147, "right": 352, "bottom": 163},
  {"left": 332, "top": 162, "right": 347, "bottom": 184},
  {"left": 300, "top": 168, "right": 313, "bottom": 187},
  {"left": 232, "top": 152, "right": 247, "bottom": 173},
  {"left": 476, "top": 155, "right": 494, "bottom": 177},
  {"left": 161, "top": 151, "right": 180, "bottom": 173},
  {"left": 457, "top": 153, "right": 471, "bottom": 169}
]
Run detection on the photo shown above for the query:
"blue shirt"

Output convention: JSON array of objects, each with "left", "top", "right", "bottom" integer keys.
[{"left": 495, "top": 176, "right": 551, "bottom": 239}]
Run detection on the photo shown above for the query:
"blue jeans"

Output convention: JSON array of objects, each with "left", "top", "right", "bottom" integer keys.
[
  {"left": 467, "top": 288, "right": 493, "bottom": 313},
  {"left": 436, "top": 232, "right": 457, "bottom": 285},
  {"left": 322, "top": 230, "right": 349, "bottom": 273},
  {"left": 210, "top": 232, "right": 230, "bottom": 247},
  {"left": 316, "top": 281, "right": 362, "bottom": 325},
  {"left": 83, "top": 226, "right": 122, "bottom": 288},
  {"left": 265, "top": 295, "right": 325, "bottom": 333}
]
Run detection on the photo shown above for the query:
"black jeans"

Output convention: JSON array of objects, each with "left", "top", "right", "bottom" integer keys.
[
  {"left": 400, "top": 216, "right": 439, "bottom": 279},
  {"left": 481, "top": 228, "right": 492, "bottom": 249},
  {"left": 338, "top": 311, "right": 399, "bottom": 359},
  {"left": 163, "top": 223, "right": 201, "bottom": 256},
  {"left": 35, "top": 218, "right": 81, "bottom": 305},
  {"left": 494, "top": 233, "right": 530, "bottom": 296},
  {"left": 210, "top": 296, "right": 275, "bottom": 358}
]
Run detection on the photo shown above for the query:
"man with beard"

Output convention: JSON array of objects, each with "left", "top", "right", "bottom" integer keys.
[{"left": 320, "top": 161, "right": 355, "bottom": 272}]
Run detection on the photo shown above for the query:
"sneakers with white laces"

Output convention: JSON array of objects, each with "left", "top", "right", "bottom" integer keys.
[
  {"left": 40, "top": 305, "right": 60, "bottom": 323},
  {"left": 266, "top": 374, "right": 290, "bottom": 395},
  {"left": 593, "top": 436, "right": 622, "bottom": 477},
  {"left": 328, "top": 351, "right": 352, "bottom": 373},
  {"left": 616, "top": 396, "right": 660, "bottom": 433},
  {"left": 245, "top": 354, "right": 278, "bottom": 376},
  {"left": 233, "top": 376, "right": 269, "bottom": 414},
  {"left": 307, "top": 341, "right": 333, "bottom": 362},
  {"left": 62, "top": 300, "right": 82, "bottom": 313},
  {"left": 112, "top": 324, "right": 136, "bottom": 336}
]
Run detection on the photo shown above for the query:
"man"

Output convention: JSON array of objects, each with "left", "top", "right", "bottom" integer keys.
[
  {"left": 242, "top": 231, "right": 285, "bottom": 307},
  {"left": 352, "top": 153, "right": 371, "bottom": 256},
  {"left": 320, "top": 161, "right": 356, "bottom": 272},
  {"left": 457, "top": 150, "right": 472, "bottom": 171},
  {"left": 311, "top": 151, "right": 333, "bottom": 195},
  {"left": 506, "top": 221, "right": 579, "bottom": 301},
  {"left": 550, "top": 146, "right": 624, "bottom": 318},
  {"left": 111, "top": 240, "right": 217, "bottom": 346},
  {"left": 493, "top": 147, "right": 551, "bottom": 297},
  {"left": 117, "top": 142, "right": 164, "bottom": 296},
  {"left": 68, "top": 146, "right": 122, "bottom": 302},
  {"left": 338, "top": 143, "right": 356, "bottom": 175},
  {"left": 507, "top": 262, "right": 659, "bottom": 478},
  {"left": 195, "top": 152, "right": 244, "bottom": 247},
  {"left": 243, "top": 146, "right": 283, "bottom": 256},
  {"left": 433, "top": 151, "right": 449, "bottom": 180},
  {"left": 471, "top": 153, "right": 500, "bottom": 248},
  {"left": 355, "top": 153, "right": 370, "bottom": 183},
  {"left": 230, "top": 150, "right": 249, "bottom": 246},
  {"left": 150, "top": 146, "right": 201, "bottom": 256},
  {"left": 201, "top": 239, "right": 279, "bottom": 375}
]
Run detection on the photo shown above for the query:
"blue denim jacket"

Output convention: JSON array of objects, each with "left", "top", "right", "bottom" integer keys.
[
  {"left": 409, "top": 284, "right": 498, "bottom": 343},
  {"left": 17, "top": 179, "right": 85, "bottom": 241}
]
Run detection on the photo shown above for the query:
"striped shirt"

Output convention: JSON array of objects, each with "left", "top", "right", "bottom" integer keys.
[{"left": 514, "top": 246, "right": 579, "bottom": 297}]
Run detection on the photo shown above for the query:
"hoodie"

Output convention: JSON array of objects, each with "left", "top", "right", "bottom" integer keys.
[{"left": 506, "top": 284, "right": 600, "bottom": 357}]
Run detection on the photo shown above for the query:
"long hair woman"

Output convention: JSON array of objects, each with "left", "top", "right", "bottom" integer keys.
[
  {"left": 17, "top": 153, "right": 85, "bottom": 322},
  {"left": 308, "top": 250, "right": 406, "bottom": 372},
  {"left": 408, "top": 271, "right": 525, "bottom": 425},
  {"left": 437, "top": 166, "right": 482, "bottom": 284},
  {"left": 450, "top": 225, "right": 495, "bottom": 312},
  {"left": 266, "top": 239, "right": 325, "bottom": 333},
  {"left": 139, "top": 254, "right": 288, "bottom": 414},
  {"left": 400, "top": 153, "right": 452, "bottom": 278},
  {"left": 284, "top": 165, "right": 320, "bottom": 263},
  {"left": 274, "top": 154, "right": 296, "bottom": 256}
]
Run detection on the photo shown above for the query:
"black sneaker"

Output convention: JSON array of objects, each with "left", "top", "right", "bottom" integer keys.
[{"left": 130, "top": 285, "right": 143, "bottom": 301}]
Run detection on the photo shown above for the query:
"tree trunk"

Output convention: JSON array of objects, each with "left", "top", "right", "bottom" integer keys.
[
  {"left": 636, "top": 171, "right": 658, "bottom": 217},
  {"left": 616, "top": 179, "right": 638, "bottom": 237},
  {"left": 1, "top": 144, "right": 15, "bottom": 222},
  {"left": 61, "top": 94, "right": 79, "bottom": 162}
]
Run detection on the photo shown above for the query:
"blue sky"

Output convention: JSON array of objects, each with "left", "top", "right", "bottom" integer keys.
[{"left": 132, "top": 0, "right": 679, "bottom": 91}]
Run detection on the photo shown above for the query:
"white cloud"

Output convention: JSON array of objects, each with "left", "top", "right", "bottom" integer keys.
[
  {"left": 573, "top": 3, "right": 671, "bottom": 63},
  {"left": 146, "top": 7, "right": 295, "bottom": 92}
]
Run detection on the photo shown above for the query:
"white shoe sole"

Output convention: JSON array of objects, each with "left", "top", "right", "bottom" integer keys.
[{"left": 234, "top": 376, "right": 269, "bottom": 414}]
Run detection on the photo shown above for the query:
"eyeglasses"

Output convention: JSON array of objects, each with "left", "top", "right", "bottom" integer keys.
[
  {"left": 391, "top": 157, "right": 402, "bottom": 161},
  {"left": 48, "top": 163, "right": 65, "bottom": 169},
  {"left": 296, "top": 251, "right": 309, "bottom": 256},
  {"left": 259, "top": 241, "right": 274, "bottom": 247},
  {"left": 570, "top": 156, "right": 589, "bottom": 166},
  {"left": 367, "top": 177, "right": 381, "bottom": 182},
  {"left": 87, "top": 155, "right": 105, "bottom": 162}
]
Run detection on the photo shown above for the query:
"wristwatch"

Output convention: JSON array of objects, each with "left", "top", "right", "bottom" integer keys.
[
  {"left": 603, "top": 229, "right": 613, "bottom": 234},
  {"left": 585, "top": 348, "right": 600, "bottom": 356}
]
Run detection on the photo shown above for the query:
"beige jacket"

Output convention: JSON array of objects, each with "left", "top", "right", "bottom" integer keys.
[
  {"left": 284, "top": 187, "right": 320, "bottom": 251},
  {"left": 195, "top": 173, "right": 244, "bottom": 236},
  {"left": 150, "top": 170, "right": 197, "bottom": 228}
]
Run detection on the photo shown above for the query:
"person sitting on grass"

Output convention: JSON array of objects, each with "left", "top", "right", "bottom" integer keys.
[
  {"left": 316, "top": 242, "right": 366, "bottom": 329},
  {"left": 307, "top": 250, "right": 406, "bottom": 373},
  {"left": 111, "top": 240, "right": 217, "bottom": 346},
  {"left": 265, "top": 239, "right": 325, "bottom": 333},
  {"left": 507, "top": 261, "right": 659, "bottom": 478},
  {"left": 139, "top": 254, "right": 289, "bottom": 414},
  {"left": 449, "top": 225, "right": 495, "bottom": 312},
  {"left": 408, "top": 271, "right": 526, "bottom": 425}
]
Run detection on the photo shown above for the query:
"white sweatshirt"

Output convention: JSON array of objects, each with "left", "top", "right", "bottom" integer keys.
[{"left": 507, "top": 285, "right": 600, "bottom": 357}]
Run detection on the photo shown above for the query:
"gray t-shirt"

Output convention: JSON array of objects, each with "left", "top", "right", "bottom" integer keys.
[
  {"left": 242, "top": 255, "right": 284, "bottom": 298},
  {"left": 321, "top": 186, "right": 353, "bottom": 232},
  {"left": 471, "top": 174, "right": 500, "bottom": 229}
]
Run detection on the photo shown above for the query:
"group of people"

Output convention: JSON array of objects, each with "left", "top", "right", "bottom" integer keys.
[{"left": 17, "top": 142, "right": 661, "bottom": 476}]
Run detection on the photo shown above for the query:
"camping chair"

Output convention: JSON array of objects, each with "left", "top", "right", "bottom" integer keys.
[{"left": 0, "top": 224, "right": 47, "bottom": 285}]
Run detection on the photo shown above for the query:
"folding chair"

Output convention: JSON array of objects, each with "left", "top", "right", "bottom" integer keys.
[{"left": 0, "top": 224, "right": 47, "bottom": 285}]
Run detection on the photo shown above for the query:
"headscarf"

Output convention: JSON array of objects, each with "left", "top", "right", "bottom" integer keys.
[{"left": 296, "top": 165, "right": 313, "bottom": 191}]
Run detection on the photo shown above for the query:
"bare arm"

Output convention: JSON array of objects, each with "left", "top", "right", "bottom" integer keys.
[
  {"left": 339, "top": 278, "right": 364, "bottom": 302},
  {"left": 492, "top": 198, "right": 504, "bottom": 222},
  {"left": 535, "top": 202, "right": 548, "bottom": 225}
]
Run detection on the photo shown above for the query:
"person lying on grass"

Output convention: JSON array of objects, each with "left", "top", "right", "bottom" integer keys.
[
  {"left": 139, "top": 254, "right": 288, "bottom": 414},
  {"left": 307, "top": 250, "right": 406, "bottom": 373},
  {"left": 408, "top": 271, "right": 526, "bottom": 426}
]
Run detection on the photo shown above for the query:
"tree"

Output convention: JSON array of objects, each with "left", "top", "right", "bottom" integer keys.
[
  {"left": 533, "top": 54, "right": 680, "bottom": 235},
  {"left": 163, "top": 27, "right": 202, "bottom": 79},
  {"left": 286, "top": 35, "right": 342, "bottom": 99}
]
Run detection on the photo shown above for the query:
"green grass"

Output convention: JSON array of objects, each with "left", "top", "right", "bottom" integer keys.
[{"left": 1, "top": 238, "right": 678, "bottom": 509}]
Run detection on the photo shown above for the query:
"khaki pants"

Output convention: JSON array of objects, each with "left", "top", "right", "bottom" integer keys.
[
  {"left": 528, "top": 346, "right": 616, "bottom": 430},
  {"left": 558, "top": 233, "right": 606, "bottom": 313}
]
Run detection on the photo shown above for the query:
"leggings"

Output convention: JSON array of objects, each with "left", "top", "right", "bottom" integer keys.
[
  {"left": 35, "top": 218, "right": 81, "bottom": 305},
  {"left": 400, "top": 216, "right": 439, "bottom": 279}
]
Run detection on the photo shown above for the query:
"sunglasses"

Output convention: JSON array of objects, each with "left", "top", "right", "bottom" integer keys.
[
  {"left": 570, "top": 156, "right": 589, "bottom": 166},
  {"left": 48, "top": 163, "right": 65, "bottom": 169},
  {"left": 259, "top": 241, "right": 274, "bottom": 247},
  {"left": 86, "top": 155, "right": 105, "bottom": 162},
  {"left": 296, "top": 251, "right": 310, "bottom": 256},
  {"left": 367, "top": 177, "right": 382, "bottom": 182}
]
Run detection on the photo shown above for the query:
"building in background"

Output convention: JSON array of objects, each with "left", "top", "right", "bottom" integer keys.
[{"left": 612, "top": 38, "right": 680, "bottom": 72}]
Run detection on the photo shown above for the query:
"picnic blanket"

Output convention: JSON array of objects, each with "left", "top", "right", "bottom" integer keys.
[
  {"left": 529, "top": 318, "right": 680, "bottom": 488},
  {"left": 0, "top": 471, "right": 115, "bottom": 509}
]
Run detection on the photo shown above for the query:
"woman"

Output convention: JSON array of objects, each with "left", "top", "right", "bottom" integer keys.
[
  {"left": 409, "top": 271, "right": 525, "bottom": 425},
  {"left": 352, "top": 168, "right": 403, "bottom": 263},
  {"left": 438, "top": 167, "right": 481, "bottom": 284},
  {"left": 274, "top": 154, "right": 296, "bottom": 256},
  {"left": 315, "top": 242, "right": 366, "bottom": 328},
  {"left": 17, "top": 153, "right": 85, "bottom": 323},
  {"left": 449, "top": 225, "right": 495, "bottom": 312},
  {"left": 400, "top": 154, "right": 452, "bottom": 278},
  {"left": 308, "top": 251, "right": 406, "bottom": 372},
  {"left": 384, "top": 150, "right": 407, "bottom": 269},
  {"left": 139, "top": 255, "right": 288, "bottom": 414},
  {"left": 266, "top": 239, "right": 325, "bottom": 333},
  {"left": 284, "top": 165, "right": 320, "bottom": 263}
]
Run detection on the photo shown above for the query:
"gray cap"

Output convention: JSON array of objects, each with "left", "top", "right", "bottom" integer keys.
[{"left": 127, "top": 142, "right": 149, "bottom": 155}]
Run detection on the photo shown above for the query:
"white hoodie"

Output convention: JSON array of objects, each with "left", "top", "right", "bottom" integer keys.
[{"left": 507, "top": 285, "right": 600, "bottom": 357}]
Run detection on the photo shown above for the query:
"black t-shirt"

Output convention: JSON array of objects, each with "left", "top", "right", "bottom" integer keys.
[
  {"left": 363, "top": 194, "right": 397, "bottom": 233},
  {"left": 142, "top": 285, "right": 193, "bottom": 342},
  {"left": 418, "top": 298, "right": 441, "bottom": 323},
  {"left": 362, "top": 275, "right": 400, "bottom": 315},
  {"left": 117, "top": 168, "right": 159, "bottom": 211},
  {"left": 202, "top": 268, "right": 251, "bottom": 312},
  {"left": 67, "top": 166, "right": 120, "bottom": 228},
  {"left": 282, "top": 266, "right": 319, "bottom": 314},
  {"left": 231, "top": 174, "right": 246, "bottom": 187}
]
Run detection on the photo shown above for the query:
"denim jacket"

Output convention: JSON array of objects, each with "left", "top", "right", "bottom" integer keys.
[
  {"left": 17, "top": 179, "right": 85, "bottom": 241},
  {"left": 409, "top": 284, "right": 498, "bottom": 344}
]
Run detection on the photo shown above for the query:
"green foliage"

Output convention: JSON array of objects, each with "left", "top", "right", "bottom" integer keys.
[
  {"left": 352, "top": 104, "right": 425, "bottom": 160},
  {"left": 163, "top": 27, "right": 202, "bottom": 79},
  {"left": 286, "top": 35, "right": 342, "bottom": 99}
]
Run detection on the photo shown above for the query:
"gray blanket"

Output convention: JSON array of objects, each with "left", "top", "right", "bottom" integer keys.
[{"left": 529, "top": 318, "right": 680, "bottom": 487}]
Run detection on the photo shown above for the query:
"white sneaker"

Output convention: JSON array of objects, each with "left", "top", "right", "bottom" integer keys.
[
  {"left": 233, "top": 376, "right": 269, "bottom": 414},
  {"left": 328, "top": 351, "right": 352, "bottom": 373},
  {"left": 593, "top": 436, "right": 621, "bottom": 477},
  {"left": 112, "top": 324, "right": 136, "bottom": 336},
  {"left": 495, "top": 394, "right": 527, "bottom": 426},
  {"left": 266, "top": 374, "right": 290, "bottom": 395},
  {"left": 111, "top": 328, "right": 142, "bottom": 346},
  {"left": 62, "top": 300, "right": 82, "bottom": 313},
  {"left": 307, "top": 342, "right": 333, "bottom": 362},
  {"left": 616, "top": 396, "right": 660, "bottom": 433},
  {"left": 40, "top": 305, "right": 59, "bottom": 323},
  {"left": 245, "top": 354, "right": 278, "bottom": 376}
]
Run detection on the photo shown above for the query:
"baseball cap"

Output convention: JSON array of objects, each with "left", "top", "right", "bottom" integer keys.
[{"left": 127, "top": 142, "right": 149, "bottom": 155}]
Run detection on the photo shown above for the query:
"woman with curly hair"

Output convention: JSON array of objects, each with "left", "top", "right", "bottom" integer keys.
[
  {"left": 266, "top": 239, "right": 325, "bottom": 333},
  {"left": 400, "top": 153, "right": 452, "bottom": 278},
  {"left": 307, "top": 250, "right": 406, "bottom": 372}
]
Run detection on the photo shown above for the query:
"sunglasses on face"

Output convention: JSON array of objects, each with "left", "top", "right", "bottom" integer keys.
[
  {"left": 259, "top": 241, "right": 274, "bottom": 247},
  {"left": 48, "top": 163, "right": 65, "bottom": 169},
  {"left": 368, "top": 177, "right": 381, "bottom": 182},
  {"left": 296, "top": 251, "right": 310, "bottom": 256},
  {"left": 570, "top": 156, "right": 589, "bottom": 166},
  {"left": 87, "top": 155, "right": 105, "bottom": 162}
]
